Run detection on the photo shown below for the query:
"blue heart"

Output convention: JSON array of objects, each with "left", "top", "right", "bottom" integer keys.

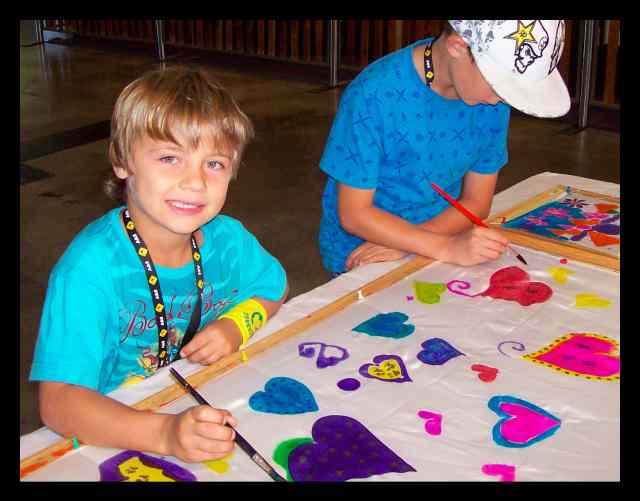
[
  {"left": 417, "top": 338, "right": 464, "bottom": 365},
  {"left": 249, "top": 377, "right": 319, "bottom": 414},
  {"left": 353, "top": 312, "right": 415, "bottom": 339}
]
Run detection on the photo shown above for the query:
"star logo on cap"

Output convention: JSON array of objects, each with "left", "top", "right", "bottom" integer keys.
[{"left": 504, "top": 20, "right": 537, "bottom": 50}]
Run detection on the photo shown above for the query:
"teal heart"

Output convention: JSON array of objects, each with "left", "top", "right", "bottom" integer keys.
[
  {"left": 352, "top": 312, "right": 415, "bottom": 339},
  {"left": 249, "top": 377, "right": 319, "bottom": 414}
]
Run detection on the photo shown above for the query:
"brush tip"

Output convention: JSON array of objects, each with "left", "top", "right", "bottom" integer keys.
[{"left": 516, "top": 254, "right": 528, "bottom": 265}]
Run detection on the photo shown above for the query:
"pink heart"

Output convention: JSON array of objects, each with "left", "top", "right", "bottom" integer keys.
[
  {"left": 482, "top": 464, "right": 515, "bottom": 482},
  {"left": 489, "top": 396, "right": 561, "bottom": 448},
  {"left": 499, "top": 403, "right": 560, "bottom": 444},
  {"left": 525, "top": 333, "right": 619, "bottom": 379},
  {"left": 417, "top": 410, "right": 442, "bottom": 436}
]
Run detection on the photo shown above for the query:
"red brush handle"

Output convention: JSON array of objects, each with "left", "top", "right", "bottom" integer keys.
[{"left": 430, "top": 182, "right": 489, "bottom": 228}]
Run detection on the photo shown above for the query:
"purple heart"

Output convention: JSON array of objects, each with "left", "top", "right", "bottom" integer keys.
[
  {"left": 298, "top": 342, "right": 349, "bottom": 369},
  {"left": 288, "top": 415, "right": 415, "bottom": 481},
  {"left": 417, "top": 338, "right": 465, "bottom": 365},
  {"left": 358, "top": 354, "right": 412, "bottom": 382}
]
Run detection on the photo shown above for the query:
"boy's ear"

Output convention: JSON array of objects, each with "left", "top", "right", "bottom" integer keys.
[
  {"left": 112, "top": 164, "right": 130, "bottom": 180},
  {"left": 445, "top": 33, "right": 471, "bottom": 60}
]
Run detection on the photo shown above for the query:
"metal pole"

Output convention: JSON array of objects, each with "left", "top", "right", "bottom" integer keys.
[
  {"left": 33, "top": 20, "right": 44, "bottom": 44},
  {"left": 328, "top": 20, "right": 340, "bottom": 88},
  {"left": 154, "top": 20, "right": 166, "bottom": 61},
  {"left": 577, "top": 20, "right": 596, "bottom": 130}
]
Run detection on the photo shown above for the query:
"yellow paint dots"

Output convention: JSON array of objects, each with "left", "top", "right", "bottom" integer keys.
[
  {"left": 548, "top": 266, "right": 574, "bottom": 285},
  {"left": 575, "top": 293, "right": 612, "bottom": 308},
  {"left": 203, "top": 452, "right": 233, "bottom": 474}
]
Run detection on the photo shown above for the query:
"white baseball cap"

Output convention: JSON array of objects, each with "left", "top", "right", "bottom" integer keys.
[{"left": 448, "top": 20, "right": 571, "bottom": 118}]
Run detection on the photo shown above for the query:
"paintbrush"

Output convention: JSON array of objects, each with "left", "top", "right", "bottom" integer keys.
[
  {"left": 169, "top": 367, "right": 287, "bottom": 482},
  {"left": 430, "top": 182, "right": 527, "bottom": 266}
]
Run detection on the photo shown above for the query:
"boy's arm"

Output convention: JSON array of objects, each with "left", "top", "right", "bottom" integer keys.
[
  {"left": 39, "top": 381, "right": 236, "bottom": 462},
  {"left": 180, "top": 282, "right": 289, "bottom": 364},
  {"left": 338, "top": 171, "right": 507, "bottom": 266},
  {"left": 416, "top": 171, "right": 499, "bottom": 234},
  {"left": 337, "top": 182, "right": 452, "bottom": 259}
]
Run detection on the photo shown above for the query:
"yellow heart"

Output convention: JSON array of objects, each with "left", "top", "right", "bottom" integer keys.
[
  {"left": 203, "top": 452, "right": 233, "bottom": 474},
  {"left": 367, "top": 359, "right": 403, "bottom": 380},
  {"left": 575, "top": 293, "right": 612, "bottom": 308},
  {"left": 548, "top": 266, "right": 574, "bottom": 285}
]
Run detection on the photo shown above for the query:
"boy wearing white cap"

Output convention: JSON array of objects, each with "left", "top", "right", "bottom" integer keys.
[{"left": 318, "top": 20, "right": 570, "bottom": 275}]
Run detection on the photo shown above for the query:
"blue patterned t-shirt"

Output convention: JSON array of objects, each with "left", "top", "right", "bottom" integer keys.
[
  {"left": 319, "top": 37, "right": 510, "bottom": 273},
  {"left": 30, "top": 208, "right": 287, "bottom": 394}
]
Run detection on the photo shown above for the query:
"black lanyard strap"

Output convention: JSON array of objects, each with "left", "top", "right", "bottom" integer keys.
[
  {"left": 121, "top": 209, "right": 203, "bottom": 369},
  {"left": 423, "top": 38, "right": 435, "bottom": 87}
]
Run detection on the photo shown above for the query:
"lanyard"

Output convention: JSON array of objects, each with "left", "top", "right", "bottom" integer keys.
[
  {"left": 121, "top": 208, "right": 204, "bottom": 369},
  {"left": 423, "top": 38, "right": 435, "bottom": 87}
]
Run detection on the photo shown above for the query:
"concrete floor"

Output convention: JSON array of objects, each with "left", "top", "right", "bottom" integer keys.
[{"left": 19, "top": 32, "right": 620, "bottom": 437}]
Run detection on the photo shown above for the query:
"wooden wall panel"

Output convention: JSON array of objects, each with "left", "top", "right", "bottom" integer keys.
[{"left": 40, "top": 19, "right": 618, "bottom": 106}]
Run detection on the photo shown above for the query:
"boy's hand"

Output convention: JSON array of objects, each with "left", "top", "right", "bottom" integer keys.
[
  {"left": 346, "top": 242, "right": 408, "bottom": 270},
  {"left": 179, "top": 319, "right": 242, "bottom": 365},
  {"left": 438, "top": 226, "right": 508, "bottom": 266},
  {"left": 162, "top": 405, "right": 237, "bottom": 463}
]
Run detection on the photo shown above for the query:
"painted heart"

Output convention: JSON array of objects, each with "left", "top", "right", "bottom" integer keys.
[
  {"left": 480, "top": 266, "right": 553, "bottom": 306},
  {"left": 353, "top": 312, "right": 415, "bottom": 339},
  {"left": 482, "top": 464, "right": 515, "bottom": 482},
  {"left": 417, "top": 410, "right": 442, "bottom": 436},
  {"left": 588, "top": 231, "right": 620, "bottom": 247},
  {"left": 575, "top": 293, "right": 612, "bottom": 308},
  {"left": 548, "top": 266, "right": 574, "bottom": 285},
  {"left": 298, "top": 342, "right": 349, "bottom": 368},
  {"left": 417, "top": 338, "right": 464, "bottom": 365},
  {"left": 523, "top": 333, "right": 619, "bottom": 380},
  {"left": 488, "top": 395, "right": 561, "bottom": 448},
  {"left": 471, "top": 364, "right": 498, "bottom": 382},
  {"left": 249, "top": 377, "right": 319, "bottom": 414},
  {"left": 273, "top": 437, "right": 314, "bottom": 481},
  {"left": 413, "top": 281, "right": 446, "bottom": 304},
  {"left": 359, "top": 354, "right": 412, "bottom": 382},
  {"left": 595, "top": 203, "right": 619, "bottom": 213},
  {"left": 99, "top": 450, "right": 196, "bottom": 482},
  {"left": 287, "top": 415, "right": 416, "bottom": 481}
]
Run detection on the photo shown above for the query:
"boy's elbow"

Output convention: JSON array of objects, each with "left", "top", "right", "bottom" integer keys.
[
  {"left": 279, "top": 282, "right": 290, "bottom": 305},
  {"left": 38, "top": 381, "right": 71, "bottom": 434},
  {"left": 337, "top": 208, "right": 363, "bottom": 235}
]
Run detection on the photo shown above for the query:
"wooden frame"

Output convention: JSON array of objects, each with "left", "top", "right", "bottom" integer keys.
[{"left": 486, "top": 185, "right": 620, "bottom": 272}]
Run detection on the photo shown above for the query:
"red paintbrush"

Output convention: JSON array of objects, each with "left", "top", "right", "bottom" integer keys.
[{"left": 430, "top": 182, "right": 527, "bottom": 265}]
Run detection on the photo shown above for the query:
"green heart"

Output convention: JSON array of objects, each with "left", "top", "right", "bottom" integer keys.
[{"left": 413, "top": 281, "right": 446, "bottom": 304}]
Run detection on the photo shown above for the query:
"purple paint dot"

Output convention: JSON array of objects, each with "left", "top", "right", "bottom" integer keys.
[
  {"left": 406, "top": 295, "right": 414, "bottom": 301},
  {"left": 337, "top": 378, "right": 361, "bottom": 391}
]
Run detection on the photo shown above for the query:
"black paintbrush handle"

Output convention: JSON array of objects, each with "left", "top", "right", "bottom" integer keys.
[{"left": 169, "top": 368, "right": 287, "bottom": 482}]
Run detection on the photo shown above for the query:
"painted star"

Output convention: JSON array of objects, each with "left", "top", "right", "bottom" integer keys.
[{"left": 504, "top": 20, "right": 537, "bottom": 51}]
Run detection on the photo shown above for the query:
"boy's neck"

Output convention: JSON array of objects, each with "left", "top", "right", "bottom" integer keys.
[
  {"left": 412, "top": 35, "right": 457, "bottom": 100},
  {"left": 121, "top": 206, "right": 203, "bottom": 269}
]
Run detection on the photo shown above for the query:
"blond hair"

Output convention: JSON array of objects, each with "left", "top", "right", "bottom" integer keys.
[{"left": 105, "top": 66, "right": 254, "bottom": 202}]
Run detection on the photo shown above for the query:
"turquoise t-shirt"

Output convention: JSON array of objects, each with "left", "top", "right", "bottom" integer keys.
[
  {"left": 30, "top": 207, "right": 287, "bottom": 394},
  {"left": 319, "top": 37, "right": 511, "bottom": 273}
]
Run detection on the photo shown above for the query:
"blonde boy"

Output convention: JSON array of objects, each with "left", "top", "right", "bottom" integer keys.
[{"left": 30, "top": 66, "right": 288, "bottom": 462}]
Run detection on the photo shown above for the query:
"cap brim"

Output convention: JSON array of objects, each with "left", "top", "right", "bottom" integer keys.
[{"left": 475, "top": 55, "right": 571, "bottom": 118}]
